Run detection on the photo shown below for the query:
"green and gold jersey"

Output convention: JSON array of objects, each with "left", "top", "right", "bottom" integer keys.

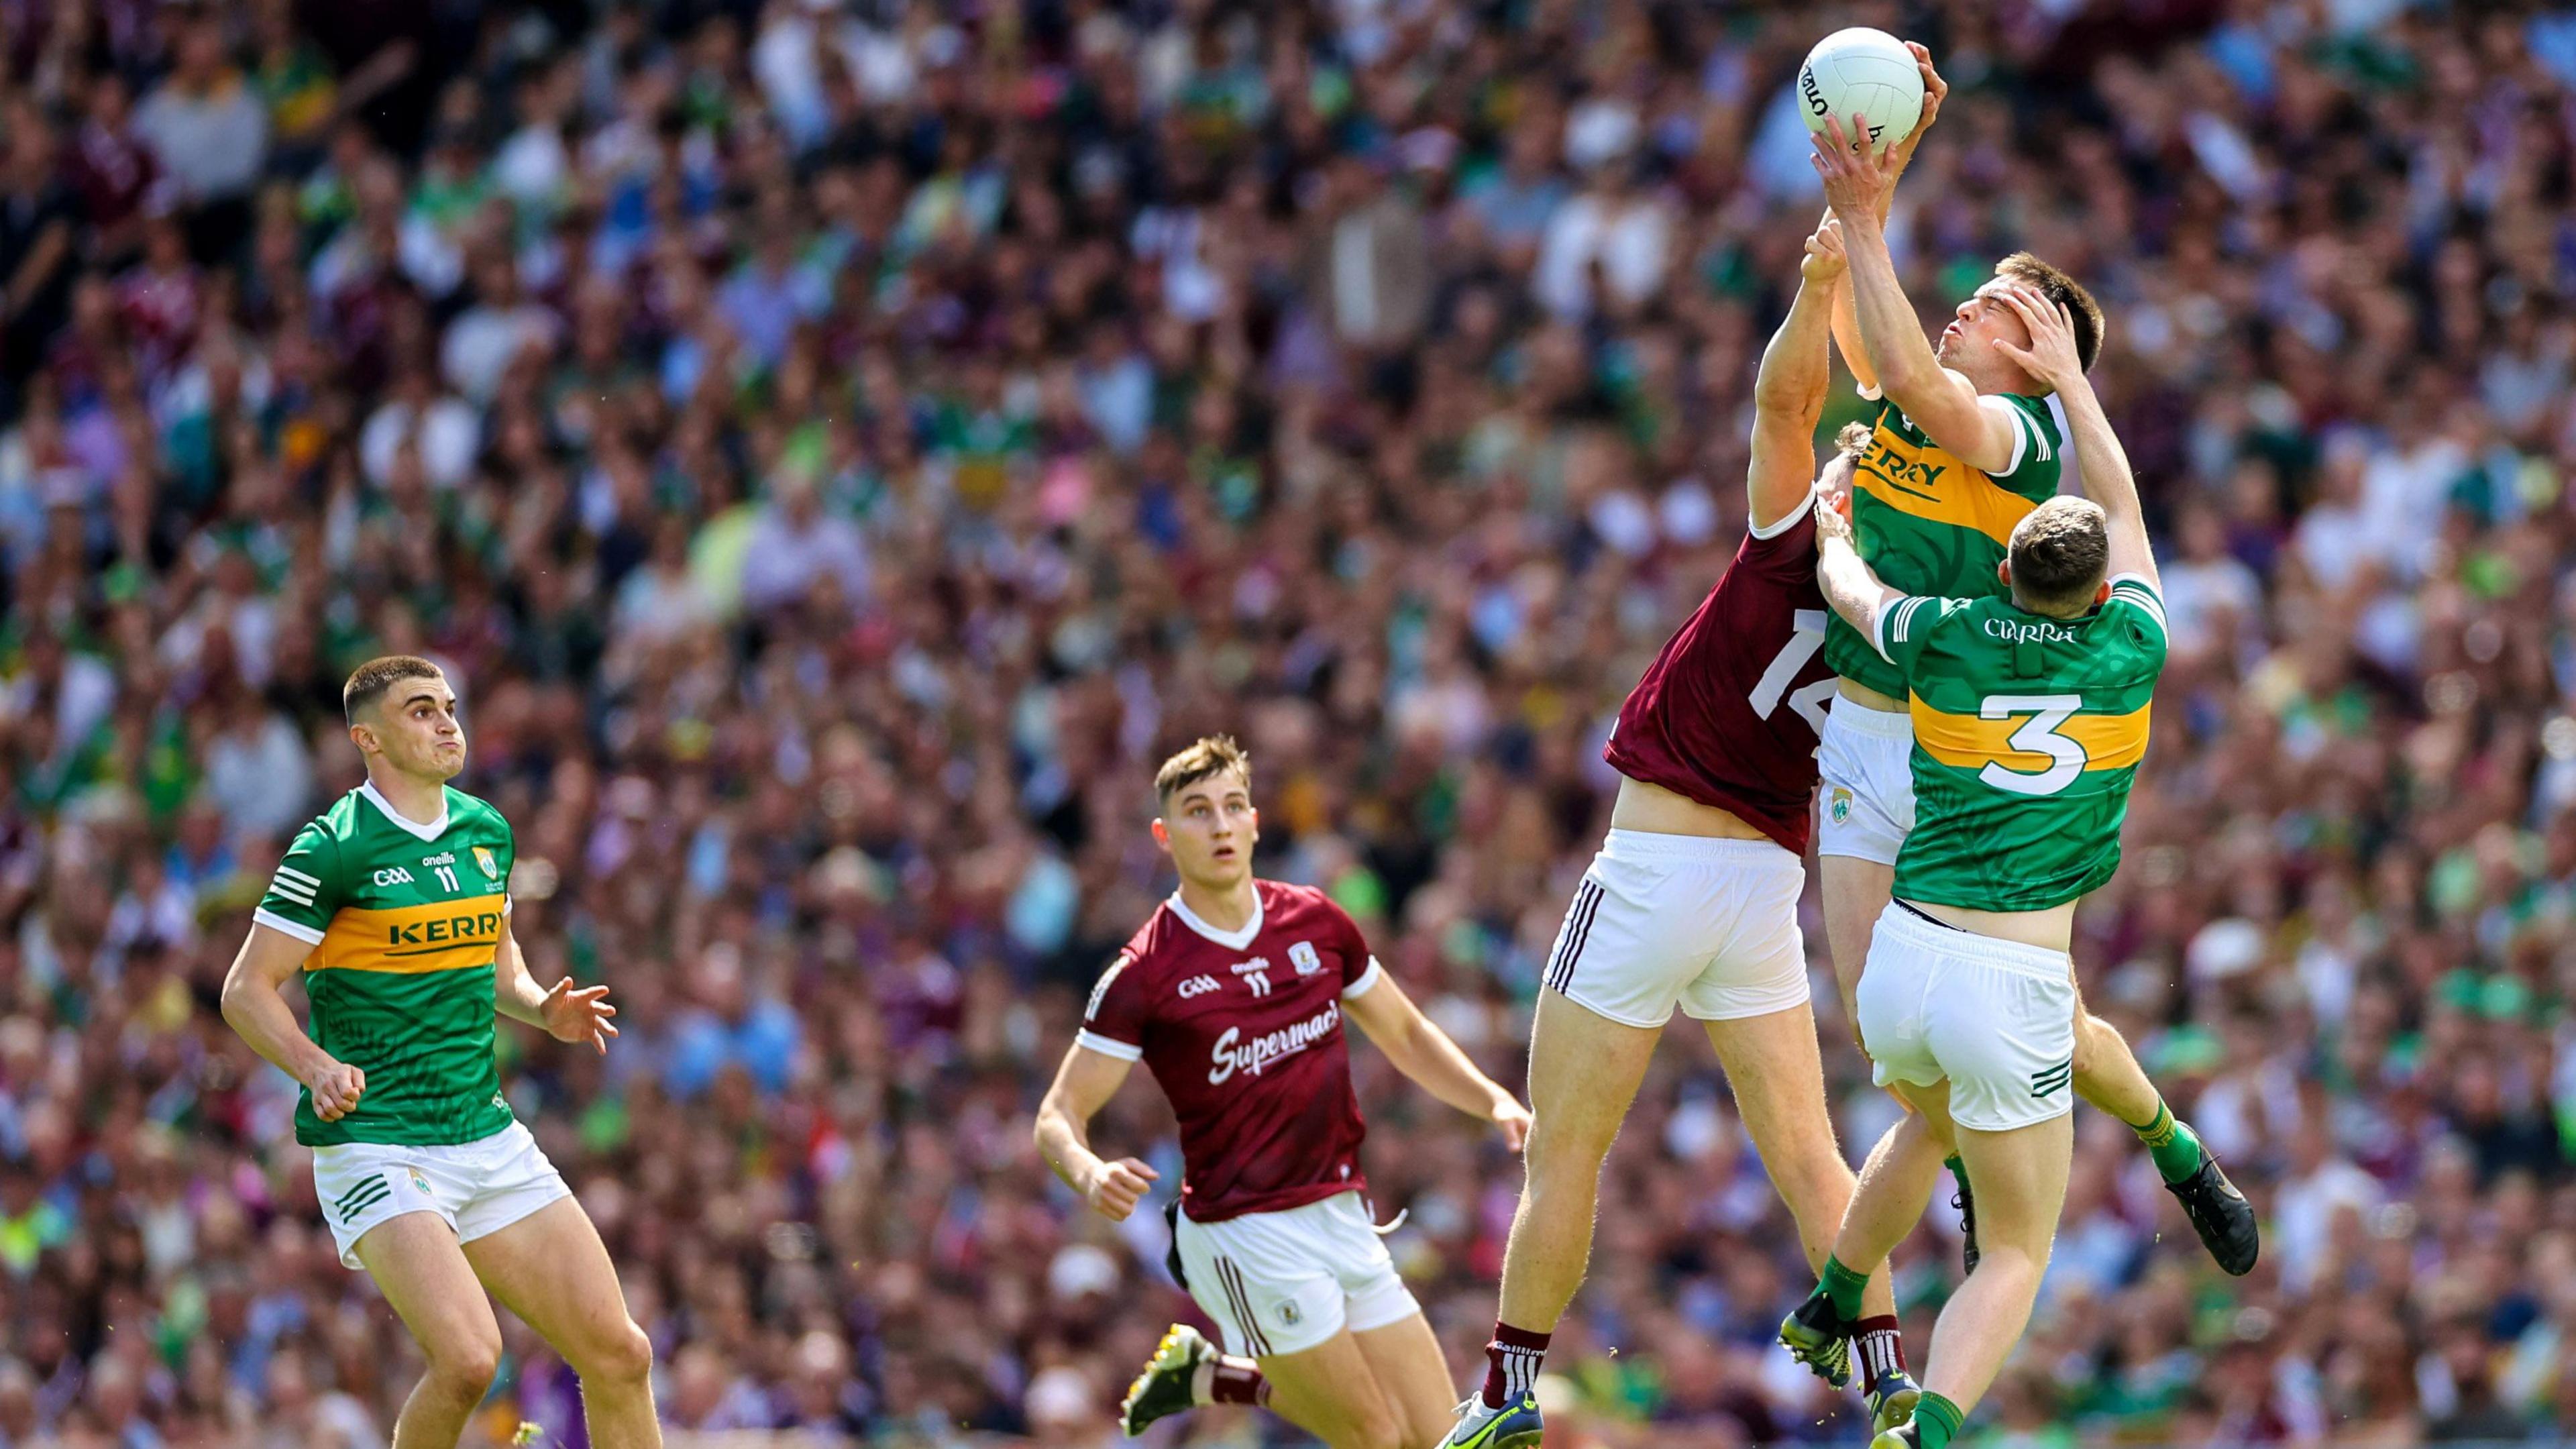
[
  {"left": 1824, "top": 391, "right": 2068, "bottom": 698},
  {"left": 1875, "top": 576, "right": 2167, "bottom": 913},
  {"left": 254, "top": 784, "right": 517, "bottom": 1148}
]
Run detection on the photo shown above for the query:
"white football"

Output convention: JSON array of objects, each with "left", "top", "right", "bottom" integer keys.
[{"left": 1797, "top": 28, "right": 1926, "bottom": 153}]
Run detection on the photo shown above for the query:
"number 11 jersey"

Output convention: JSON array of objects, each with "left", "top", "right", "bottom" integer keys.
[
  {"left": 254, "top": 782, "right": 519, "bottom": 1148},
  {"left": 1603, "top": 505, "right": 1835, "bottom": 856}
]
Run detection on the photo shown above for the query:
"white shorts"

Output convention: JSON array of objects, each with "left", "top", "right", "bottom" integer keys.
[
  {"left": 1856, "top": 903, "right": 2080, "bottom": 1133},
  {"left": 1171, "top": 1191, "right": 1419, "bottom": 1359},
  {"left": 311, "top": 1120, "right": 571, "bottom": 1270},
  {"left": 1817, "top": 700, "right": 1915, "bottom": 865},
  {"left": 1541, "top": 830, "right": 1810, "bottom": 1027}
]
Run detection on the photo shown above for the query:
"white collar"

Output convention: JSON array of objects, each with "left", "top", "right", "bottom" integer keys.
[
  {"left": 1169, "top": 888, "right": 1262, "bottom": 951},
  {"left": 360, "top": 780, "right": 449, "bottom": 841}
]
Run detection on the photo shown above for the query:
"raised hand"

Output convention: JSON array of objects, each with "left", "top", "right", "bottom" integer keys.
[
  {"left": 1810, "top": 115, "right": 1898, "bottom": 219},
  {"left": 539, "top": 977, "right": 623, "bottom": 1054},
  {"left": 1886, "top": 42, "right": 1949, "bottom": 172},
  {"left": 1802, "top": 219, "right": 1849, "bottom": 283}
]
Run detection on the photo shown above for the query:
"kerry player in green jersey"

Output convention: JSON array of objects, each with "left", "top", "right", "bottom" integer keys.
[
  {"left": 221, "top": 657, "right": 661, "bottom": 1449},
  {"left": 1805, "top": 97, "right": 2254, "bottom": 1281},
  {"left": 1790, "top": 288, "right": 2200, "bottom": 1449}
]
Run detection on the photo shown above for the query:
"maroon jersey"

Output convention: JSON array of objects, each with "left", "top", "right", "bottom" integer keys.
[
  {"left": 1079, "top": 880, "right": 1378, "bottom": 1223},
  {"left": 1603, "top": 508, "right": 1833, "bottom": 855}
]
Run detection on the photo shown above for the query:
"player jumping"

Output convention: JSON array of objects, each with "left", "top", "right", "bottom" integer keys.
[
  {"left": 1441, "top": 226, "right": 1916, "bottom": 1449},
  {"left": 1033, "top": 737, "right": 1532, "bottom": 1449},
  {"left": 221, "top": 657, "right": 659, "bottom": 1449},
  {"left": 1804, "top": 86, "right": 2255, "bottom": 1279},
  {"left": 1796, "top": 281, "right": 2170, "bottom": 1449}
]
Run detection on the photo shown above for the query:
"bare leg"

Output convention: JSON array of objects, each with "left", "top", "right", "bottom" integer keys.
[
  {"left": 1917, "top": 1110, "right": 2076, "bottom": 1415},
  {"left": 462, "top": 1198, "right": 661, "bottom": 1448},
  {"left": 1493, "top": 991, "right": 1660, "bottom": 1332},
  {"left": 352, "top": 1214, "right": 502, "bottom": 1449},
  {"left": 1257, "top": 1329, "right": 1411, "bottom": 1449},
  {"left": 1352, "top": 1313, "right": 1462, "bottom": 1449},
  {"left": 1701, "top": 1004, "right": 1894, "bottom": 1318},
  {"left": 1830, "top": 1089, "right": 1955, "bottom": 1277}
]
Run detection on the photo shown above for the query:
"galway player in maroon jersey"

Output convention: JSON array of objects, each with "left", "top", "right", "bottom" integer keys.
[
  {"left": 1034, "top": 737, "right": 1532, "bottom": 1449},
  {"left": 1442, "top": 228, "right": 1912, "bottom": 1449}
]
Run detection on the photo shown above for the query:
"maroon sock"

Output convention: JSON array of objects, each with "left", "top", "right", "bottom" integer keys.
[
  {"left": 1210, "top": 1357, "right": 1269, "bottom": 1407},
  {"left": 1481, "top": 1322, "right": 1552, "bottom": 1409},
  {"left": 1854, "top": 1316, "right": 1907, "bottom": 1396}
]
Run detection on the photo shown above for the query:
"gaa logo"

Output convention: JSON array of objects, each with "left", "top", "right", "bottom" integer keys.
[{"left": 1829, "top": 788, "right": 1854, "bottom": 824}]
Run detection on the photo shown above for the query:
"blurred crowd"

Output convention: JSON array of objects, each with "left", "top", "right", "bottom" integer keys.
[{"left": 4, "top": 0, "right": 2576, "bottom": 1444}]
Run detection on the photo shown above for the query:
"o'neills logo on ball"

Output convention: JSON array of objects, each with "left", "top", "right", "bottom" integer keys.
[
  {"left": 1208, "top": 1002, "right": 1340, "bottom": 1084},
  {"left": 1801, "top": 67, "right": 1827, "bottom": 117}
]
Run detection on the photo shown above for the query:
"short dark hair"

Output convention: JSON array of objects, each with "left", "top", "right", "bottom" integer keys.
[
  {"left": 1994, "top": 252, "right": 2105, "bottom": 372},
  {"left": 2008, "top": 498, "right": 2110, "bottom": 614},
  {"left": 1155, "top": 735, "right": 1252, "bottom": 807},
  {"left": 343, "top": 655, "right": 445, "bottom": 726}
]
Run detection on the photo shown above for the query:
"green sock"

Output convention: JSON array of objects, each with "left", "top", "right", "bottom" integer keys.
[
  {"left": 1945, "top": 1154, "right": 1967, "bottom": 1191},
  {"left": 2127, "top": 1102, "right": 2206, "bottom": 1184},
  {"left": 1914, "top": 1391, "right": 1965, "bottom": 1449},
  {"left": 1820, "top": 1254, "right": 1871, "bottom": 1320}
]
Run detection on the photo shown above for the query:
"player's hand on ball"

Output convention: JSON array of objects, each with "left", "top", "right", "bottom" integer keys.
[
  {"left": 1890, "top": 42, "right": 1947, "bottom": 163},
  {"left": 304, "top": 1059, "right": 367, "bottom": 1122},
  {"left": 540, "top": 977, "right": 621, "bottom": 1054},
  {"left": 1809, "top": 115, "right": 1895, "bottom": 217},
  {"left": 1084, "top": 1157, "right": 1160, "bottom": 1220},
  {"left": 1992, "top": 287, "right": 2084, "bottom": 392},
  {"left": 1801, "top": 221, "right": 1847, "bottom": 282},
  {"left": 1490, "top": 1097, "right": 1533, "bottom": 1152}
]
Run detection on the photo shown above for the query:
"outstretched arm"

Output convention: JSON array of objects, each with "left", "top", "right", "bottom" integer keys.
[
  {"left": 1813, "top": 494, "right": 1907, "bottom": 643},
  {"left": 1827, "top": 44, "right": 1947, "bottom": 396},
  {"left": 1995, "top": 288, "right": 2154, "bottom": 588},
  {"left": 1342, "top": 970, "right": 1531, "bottom": 1150},
  {"left": 1034, "top": 1044, "right": 1163, "bottom": 1221},
  {"left": 1750, "top": 230, "right": 1845, "bottom": 532},
  {"left": 1811, "top": 117, "right": 2021, "bottom": 478}
]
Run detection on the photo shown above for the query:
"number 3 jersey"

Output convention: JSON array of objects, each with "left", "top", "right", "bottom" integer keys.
[
  {"left": 254, "top": 783, "right": 518, "bottom": 1148},
  {"left": 1079, "top": 881, "right": 1383, "bottom": 1224},
  {"left": 1871, "top": 575, "right": 2167, "bottom": 912},
  {"left": 1603, "top": 504, "right": 1833, "bottom": 855}
]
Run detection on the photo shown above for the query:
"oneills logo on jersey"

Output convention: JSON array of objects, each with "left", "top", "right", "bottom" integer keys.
[{"left": 1208, "top": 1001, "right": 1340, "bottom": 1084}]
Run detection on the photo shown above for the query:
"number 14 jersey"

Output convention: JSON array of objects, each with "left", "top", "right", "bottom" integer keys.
[
  {"left": 1604, "top": 505, "right": 1835, "bottom": 856},
  {"left": 1872, "top": 576, "right": 2168, "bottom": 913},
  {"left": 255, "top": 783, "right": 519, "bottom": 1148}
]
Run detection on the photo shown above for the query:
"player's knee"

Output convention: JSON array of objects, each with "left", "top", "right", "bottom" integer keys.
[
  {"left": 1523, "top": 1113, "right": 1617, "bottom": 1181},
  {"left": 426, "top": 1331, "right": 503, "bottom": 1400},
  {"left": 1340, "top": 1406, "right": 1407, "bottom": 1449},
  {"left": 2072, "top": 1014, "right": 2110, "bottom": 1073},
  {"left": 570, "top": 1318, "right": 655, "bottom": 1387}
]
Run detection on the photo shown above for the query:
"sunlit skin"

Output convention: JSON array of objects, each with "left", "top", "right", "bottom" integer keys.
[
  {"left": 1933, "top": 279, "right": 2042, "bottom": 381},
  {"left": 354, "top": 673, "right": 470, "bottom": 794},
  {"left": 1152, "top": 770, "right": 1260, "bottom": 924}
]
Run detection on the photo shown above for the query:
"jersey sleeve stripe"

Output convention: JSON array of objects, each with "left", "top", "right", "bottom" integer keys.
[
  {"left": 274, "top": 865, "right": 321, "bottom": 888},
  {"left": 2108, "top": 573, "right": 2163, "bottom": 605},
  {"left": 2027, "top": 402, "right": 2052, "bottom": 463},
  {"left": 1870, "top": 596, "right": 1909, "bottom": 663},
  {"left": 267, "top": 882, "right": 317, "bottom": 906},
  {"left": 1984, "top": 395, "right": 2030, "bottom": 477},
  {"left": 1341, "top": 958, "right": 1385, "bottom": 1000},
  {"left": 252, "top": 908, "right": 325, "bottom": 945},
  {"left": 1073, "top": 1029, "right": 1144, "bottom": 1062}
]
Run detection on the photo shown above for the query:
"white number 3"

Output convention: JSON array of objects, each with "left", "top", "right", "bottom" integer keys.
[
  {"left": 1979, "top": 694, "right": 2087, "bottom": 796},
  {"left": 1749, "top": 610, "right": 1836, "bottom": 737}
]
